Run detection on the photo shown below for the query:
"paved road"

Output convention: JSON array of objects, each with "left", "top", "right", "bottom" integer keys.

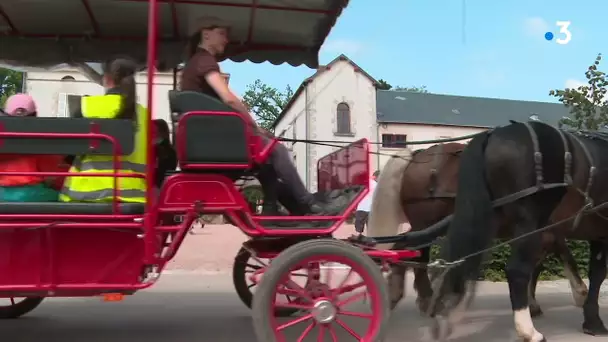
[
  {"left": 3, "top": 224, "right": 607, "bottom": 341},
  {"left": 4, "top": 273, "right": 607, "bottom": 342}
]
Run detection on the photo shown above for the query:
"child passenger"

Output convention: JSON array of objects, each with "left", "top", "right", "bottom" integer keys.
[{"left": 0, "top": 94, "right": 68, "bottom": 202}]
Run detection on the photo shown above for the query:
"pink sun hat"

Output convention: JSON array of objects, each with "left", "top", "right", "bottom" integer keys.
[{"left": 4, "top": 93, "right": 37, "bottom": 116}]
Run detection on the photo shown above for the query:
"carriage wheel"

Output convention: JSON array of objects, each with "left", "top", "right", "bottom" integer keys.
[
  {"left": 252, "top": 239, "right": 390, "bottom": 342},
  {"left": 0, "top": 297, "right": 44, "bottom": 319},
  {"left": 233, "top": 246, "right": 307, "bottom": 317}
]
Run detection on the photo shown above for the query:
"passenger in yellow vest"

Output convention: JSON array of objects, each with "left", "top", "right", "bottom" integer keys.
[{"left": 60, "top": 58, "right": 147, "bottom": 203}]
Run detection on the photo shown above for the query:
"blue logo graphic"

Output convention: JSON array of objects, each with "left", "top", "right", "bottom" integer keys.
[{"left": 544, "top": 32, "right": 554, "bottom": 41}]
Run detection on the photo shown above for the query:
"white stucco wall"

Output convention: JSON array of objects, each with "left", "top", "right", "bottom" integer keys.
[
  {"left": 377, "top": 123, "right": 487, "bottom": 168},
  {"left": 274, "top": 60, "right": 378, "bottom": 192},
  {"left": 25, "top": 67, "right": 174, "bottom": 123}
]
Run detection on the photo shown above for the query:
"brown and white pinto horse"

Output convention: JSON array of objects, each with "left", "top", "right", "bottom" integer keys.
[{"left": 366, "top": 142, "right": 588, "bottom": 318}]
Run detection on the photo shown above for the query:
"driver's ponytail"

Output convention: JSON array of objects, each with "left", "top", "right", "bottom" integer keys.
[
  {"left": 185, "top": 32, "right": 202, "bottom": 60},
  {"left": 103, "top": 57, "right": 137, "bottom": 121}
]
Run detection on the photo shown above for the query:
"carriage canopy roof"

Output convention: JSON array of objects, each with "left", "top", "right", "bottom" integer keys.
[{"left": 0, "top": 0, "right": 349, "bottom": 69}]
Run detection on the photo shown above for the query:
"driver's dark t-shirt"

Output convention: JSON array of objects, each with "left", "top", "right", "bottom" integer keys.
[{"left": 180, "top": 48, "right": 221, "bottom": 100}]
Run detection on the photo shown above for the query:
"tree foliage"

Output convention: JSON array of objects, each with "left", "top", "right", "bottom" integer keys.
[
  {"left": 394, "top": 85, "right": 429, "bottom": 93},
  {"left": 0, "top": 68, "right": 24, "bottom": 107},
  {"left": 550, "top": 53, "right": 608, "bottom": 131},
  {"left": 377, "top": 79, "right": 392, "bottom": 90},
  {"left": 376, "top": 79, "right": 429, "bottom": 93},
  {"left": 242, "top": 79, "right": 294, "bottom": 132}
]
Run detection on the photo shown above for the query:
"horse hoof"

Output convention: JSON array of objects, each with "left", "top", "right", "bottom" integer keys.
[{"left": 583, "top": 321, "right": 608, "bottom": 336}]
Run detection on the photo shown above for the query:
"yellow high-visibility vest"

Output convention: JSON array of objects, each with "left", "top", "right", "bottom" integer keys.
[{"left": 59, "top": 95, "right": 148, "bottom": 203}]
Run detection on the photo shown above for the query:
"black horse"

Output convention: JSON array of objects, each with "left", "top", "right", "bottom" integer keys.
[{"left": 428, "top": 121, "right": 608, "bottom": 341}]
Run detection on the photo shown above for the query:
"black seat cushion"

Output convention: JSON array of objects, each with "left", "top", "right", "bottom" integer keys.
[
  {"left": 168, "top": 90, "right": 251, "bottom": 166},
  {"left": 0, "top": 202, "right": 145, "bottom": 215}
]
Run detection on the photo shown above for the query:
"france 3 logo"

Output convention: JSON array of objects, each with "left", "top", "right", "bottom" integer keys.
[{"left": 544, "top": 21, "right": 572, "bottom": 45}]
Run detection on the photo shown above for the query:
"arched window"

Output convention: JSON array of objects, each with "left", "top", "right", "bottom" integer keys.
[
  {"left": 61, "top": 75, "right": 75, "bottom": 81},
  {"left": 336, "top": 102, "right": 351, "bottom": 134}
]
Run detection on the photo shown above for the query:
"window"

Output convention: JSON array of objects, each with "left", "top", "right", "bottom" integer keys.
[
  {"left": 336, "top": 102, "right": 351, "bottom": 134},
  {"left": 381, "top": 134, "right": 407, "bottom": 148},
  {"left": 57, "top": 93, "right": 83, "bottom": 118},
  {"left": 61, "top": 75, "right": 75, "bottom": 81}
]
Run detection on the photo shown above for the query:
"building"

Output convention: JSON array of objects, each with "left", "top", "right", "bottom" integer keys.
[
  {"left": 273, "top": 55, "right": 380, "bottom": 192},
  {"left": 24, "top": 64, "right": 175, "bottom": 124},
  {"left": 375, "top": 90, "right": 572, "bottom": 166},
  {"left": 273, "top": 54, "right": 572, "bottom": 191}
]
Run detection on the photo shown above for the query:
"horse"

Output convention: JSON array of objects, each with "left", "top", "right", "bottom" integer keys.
[
  {"left": 367, "top": 142, "right": 588, "bottom": 319},
  {"left": 425, "top": 121, "right": 608, "bottom": 341},
  {"left": 368, "top": 142, "right": 589, "bottom": 317}
]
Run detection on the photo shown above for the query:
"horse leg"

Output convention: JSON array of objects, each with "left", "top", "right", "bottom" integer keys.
[
  {"left": 553, "top": 239, "right": 588, "bottom": 307},
  {"left": 505, "top": 212, "right": 547, "bottom": 341},
  {"left": 528, "top": 255, "right": 545, "bottom": 318},
  {"left": 387, "top": 263, "right": 407, "bottom": 310},
  {"left": 582, "top": 240, "right": 608, "bottom": 336},
  {"left": 413, "top": 246, "right": 434, "bottom": 314}
]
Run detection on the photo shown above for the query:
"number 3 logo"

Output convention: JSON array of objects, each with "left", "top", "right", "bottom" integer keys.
[{"left": 555, "top": 21, "right": 572, "bottom": 45}]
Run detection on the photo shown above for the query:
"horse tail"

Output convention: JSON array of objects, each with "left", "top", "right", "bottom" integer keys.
[
  {"left": 442, "top": 131, "right": 495, "bottom": 280},
  {"left": 368, "top": 148, "right": 412, "bottom": 250}
]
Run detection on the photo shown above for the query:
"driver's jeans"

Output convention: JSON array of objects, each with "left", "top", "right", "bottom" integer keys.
[{"left": 258, "top": 136, "right": 313, "bottom": 212}]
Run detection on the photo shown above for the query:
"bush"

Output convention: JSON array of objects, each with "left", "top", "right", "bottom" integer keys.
[{"left": 430, "top": 240, "right": 589, "bottom": 282}]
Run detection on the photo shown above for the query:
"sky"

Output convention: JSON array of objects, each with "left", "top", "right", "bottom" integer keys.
[{"left": 221, "top": 0, "right": 607, "bottom": 103}]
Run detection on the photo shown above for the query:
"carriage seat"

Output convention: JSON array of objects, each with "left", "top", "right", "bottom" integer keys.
[
  {"left": 0, "top": 116, "right": 135, "bottom": 156},
  {"left": 0, "top": 116, "right": 144, "bottom": 215},
  {"left": 168, "top": 90, "right": 257, "bottom": 170}
]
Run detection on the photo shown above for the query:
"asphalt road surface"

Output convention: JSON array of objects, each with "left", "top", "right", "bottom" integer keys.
[
  {"left": 3, "top": 224, "right": 607, "bottom": 341},
  {"left": 3, "top": 273, "right": 607, "bottom": 342}
]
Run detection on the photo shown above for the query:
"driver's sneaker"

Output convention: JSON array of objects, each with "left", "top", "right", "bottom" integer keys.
[{"left": 308, "top": 200, "right": 343, "bottom": 215}]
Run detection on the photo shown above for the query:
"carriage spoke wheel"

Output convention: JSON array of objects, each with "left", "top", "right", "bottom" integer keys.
[
  {"left": 233, "top": 246, "right": 310, "bottom": 317},
  {"left": 0, "top": 297, "right": 44, "bottom": 319},
  {"left": 252, "top": 240, "right": 390, "bottom": 342}
]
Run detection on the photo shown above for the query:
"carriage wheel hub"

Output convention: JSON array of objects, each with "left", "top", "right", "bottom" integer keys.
[{"left": 311, "top": 300, "right": 337, "bottom": 324}]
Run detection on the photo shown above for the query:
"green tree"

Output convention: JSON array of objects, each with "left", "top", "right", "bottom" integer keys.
[
  {"left": 377, "top": 79, "right": 392, "bottom": 90},
  {"left": 242, "top": 79, "right": 293, "bottom": 132},
  {"left": 375, "top": 79, "right": 429, "bottom": 93},
  {"left": 550, "top": 53, "right": 608, "bottom": 131},
  {"left": 0, "top": 68, "right": 24, "bottom": 107}
]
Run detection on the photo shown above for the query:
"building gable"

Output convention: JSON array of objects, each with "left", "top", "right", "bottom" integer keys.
[{"left": 272, "top": 54, "right": 378, "bottom": 129}]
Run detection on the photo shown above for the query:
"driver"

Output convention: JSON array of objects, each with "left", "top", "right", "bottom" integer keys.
[{"left": 180, "top": 16, "right": 339, "bottom": 215}]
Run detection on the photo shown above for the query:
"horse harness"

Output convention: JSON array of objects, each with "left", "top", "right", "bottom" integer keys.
[
  {"left": 404, "top": 144, "right": 462, "bottom": 204},
  {"left": 407, "top": 121, "right": 600, "bottom": 218}
]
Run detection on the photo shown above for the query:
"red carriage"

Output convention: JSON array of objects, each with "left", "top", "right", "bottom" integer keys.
[{"left": 0, "top": 0, "right": 421, "bottom": 340}]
